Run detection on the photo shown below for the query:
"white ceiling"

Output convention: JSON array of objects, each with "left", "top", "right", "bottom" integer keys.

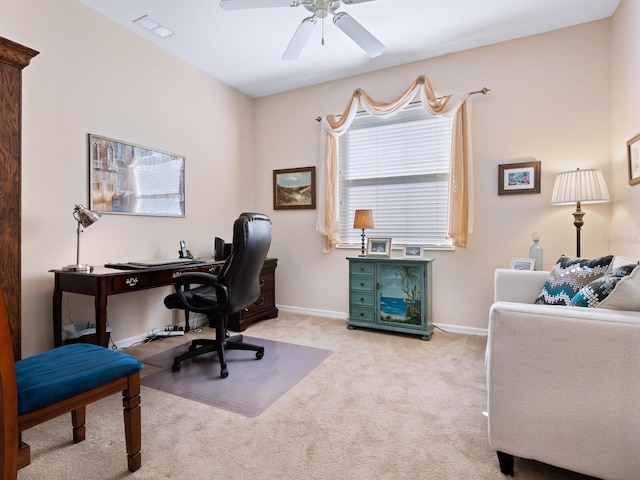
[{"left": 77, "top": 0, "right": 620, "bottom": 99}]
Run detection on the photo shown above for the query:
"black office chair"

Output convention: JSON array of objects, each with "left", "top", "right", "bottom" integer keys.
[{"left": 164, "top": 213, "right": 272, "bottom": 378}]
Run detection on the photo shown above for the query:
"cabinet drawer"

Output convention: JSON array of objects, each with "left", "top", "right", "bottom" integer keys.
[
  {"left": 350, "top": 276, "right": 375, "bottom": 291},
  {"left": 350, "top": 291, "right": 374, "bottom": 306},
  {"left": 112, "top": 272, "right": 152, "bottom": 291},
  {"left": 350, "top": 262, "right": 374, "bottom": 276},
  {"left": 350, "top": 306, "right": 375, "bottom": 322}
]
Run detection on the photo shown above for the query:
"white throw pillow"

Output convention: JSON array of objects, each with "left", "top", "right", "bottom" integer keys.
[
  {"left": 597, "top": 265, "right": 640, "bottom": 311},
  {"left": 611, "top": 255, "right": 638, "bottom": 270}
]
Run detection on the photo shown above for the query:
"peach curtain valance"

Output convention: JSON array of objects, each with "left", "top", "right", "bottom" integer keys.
[{"left": 316, "top": 75, "right": 473, "bottom": 253}]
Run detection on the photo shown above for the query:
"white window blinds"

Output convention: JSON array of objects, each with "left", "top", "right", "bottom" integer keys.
[{"left": 338, "top": 106, "right": 453, "bottom": 246}]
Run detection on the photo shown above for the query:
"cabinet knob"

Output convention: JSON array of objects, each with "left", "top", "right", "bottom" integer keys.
[{"left": 255, "top": 297, "right": 265, "bottom": 307}]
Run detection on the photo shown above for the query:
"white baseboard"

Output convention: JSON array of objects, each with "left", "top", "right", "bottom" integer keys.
[
  {"left": 113, "top": 306, "right": 487, "bottom": 350},
  {"left": 277, "top": 305, "right": 488, "bottom": 337}
]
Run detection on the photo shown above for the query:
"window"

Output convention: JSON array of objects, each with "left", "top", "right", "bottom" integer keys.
[{"left": 338, "top": 106, "right": 453, "bottom": 248}]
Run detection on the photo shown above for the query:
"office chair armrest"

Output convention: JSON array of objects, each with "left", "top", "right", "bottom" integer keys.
[{"left": 171, "top": 273, "right": 229, "bottom": 314}]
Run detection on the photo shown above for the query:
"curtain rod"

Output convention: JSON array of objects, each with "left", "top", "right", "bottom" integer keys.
[{"left": 314, "top": 87, "right": 491, "bottom": 122}]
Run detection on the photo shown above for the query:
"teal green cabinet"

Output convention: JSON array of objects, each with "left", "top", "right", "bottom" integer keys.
[{"left": 347, "top": 257, "right": 433, "bottom": 340}]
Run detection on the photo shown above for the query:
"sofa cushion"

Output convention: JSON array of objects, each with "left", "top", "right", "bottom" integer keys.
[
  {"left": 597, "top": 264, "right": 640, "bottom": 311},
  {"left": 534, "top": 255, "right": 613, "bottom": 306},
  {"left": 569, "top": 264, "right": 637, "bottom": 307}
]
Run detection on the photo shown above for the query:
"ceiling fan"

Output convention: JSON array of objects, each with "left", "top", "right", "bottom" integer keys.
[{"left": 219, "top": 0, "right": 384, "bottom": 61}]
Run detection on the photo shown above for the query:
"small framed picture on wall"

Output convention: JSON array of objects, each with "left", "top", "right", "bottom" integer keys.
[{"left": 498, "top": 160, "right": 541, "bottom": 195}]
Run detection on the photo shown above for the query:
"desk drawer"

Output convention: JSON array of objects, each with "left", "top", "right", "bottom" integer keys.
[
  {"left": 152, "top": 264, "right": 221, "bottom": 285},
  {"left": 259, "top": 272, "right": 274, "bottom": 291},
  {"left": 111, "top": 272, "right": 152, "bottom": 291}
]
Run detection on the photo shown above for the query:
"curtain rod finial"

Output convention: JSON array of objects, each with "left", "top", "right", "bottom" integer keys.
[
  {"left": 353, "top": 88, "right": 362, "bottom": 97},
  {"left": 416, "top": 75, "right": 425, "bottom": 84}
]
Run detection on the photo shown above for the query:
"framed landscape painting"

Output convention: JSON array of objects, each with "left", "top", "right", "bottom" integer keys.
[
  {"left": 273, "top": 166, "right": 316, "bottom": 210},
  {"left": 498, "top": 160, "right": 541, "bottom": 195}
]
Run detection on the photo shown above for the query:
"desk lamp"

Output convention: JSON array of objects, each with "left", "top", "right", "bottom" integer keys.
[
  {"left": 353, "top": 209, "right": 374, "bottom": 257},
  {"left": 63, "top": 204, "right": 102, "bottom": 272},
  {"left": 551, "top": 168, "right": 609, "bottom": 257}
]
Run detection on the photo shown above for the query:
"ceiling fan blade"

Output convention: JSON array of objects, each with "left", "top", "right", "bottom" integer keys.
[
  {"left": 219, "top": 0, "right": 296, "bottom": 10},
  {"left": 332, "top": 12, "right": 384, "bottom": 57},
  {"left": 341, "top": 0, "right": 377, "bottom": 4},
  {"left": 282, "top": 17, "right": 316, "bottom": 61}
]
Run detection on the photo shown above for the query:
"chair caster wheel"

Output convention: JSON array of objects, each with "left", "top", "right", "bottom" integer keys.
[
  {"left": 172, "top": 363, "right": 181, "bottom": 372},
  {"left": 256, "top": 348, "right": 264, "bottom": 360},
  {"left": 220, "top": 368, "right": 229, "bottom": 378}
]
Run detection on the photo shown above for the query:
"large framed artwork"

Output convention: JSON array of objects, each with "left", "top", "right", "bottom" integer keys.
[
  {"left": 627, "top": 134, "right": 640, "bottom": 186},
  {"left": 498, "top": 160, "right": 541, "bottom": 195},
  {"left": 273, "top": 166, "right": 316, "bottom": 210},
  {"left": 89, "top": 134, "right": 185, "bottom": 216}
]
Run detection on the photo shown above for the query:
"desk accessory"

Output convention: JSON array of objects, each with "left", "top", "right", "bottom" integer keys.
[{"left": 62, "top": 204, "right": 101, "bottom": 272}]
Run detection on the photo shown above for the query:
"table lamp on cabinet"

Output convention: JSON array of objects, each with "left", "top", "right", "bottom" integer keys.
[{"left": 353, "top": 209, "right": 374, "bottom": 257}]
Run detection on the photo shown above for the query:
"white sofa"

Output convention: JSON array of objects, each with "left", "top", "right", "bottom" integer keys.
[{"left": 486, "top": 268, "right": 640, "bottom": 479}]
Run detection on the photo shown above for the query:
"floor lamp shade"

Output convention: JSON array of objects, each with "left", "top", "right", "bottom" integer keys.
[
  {"left": 353, "top": 209, "right": 374, "bottom": 256},
  {"left": 551, "top": 168, "right": 609, "bottom": 257}
]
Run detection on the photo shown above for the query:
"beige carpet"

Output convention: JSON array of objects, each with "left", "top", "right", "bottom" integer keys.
[{"left": 18, "top": 313, "right": 598, "bottom": 480}]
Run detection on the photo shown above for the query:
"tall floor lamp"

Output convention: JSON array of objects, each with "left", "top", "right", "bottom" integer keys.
[
  {"left": 551, "top": 168, "right": 609, "bottom": 257},
  {"left": 63, "top": 204, "right": 102, "bottom": 272},
  {"left": 353, "top": 209, "right": 374, "bottom": 257}
]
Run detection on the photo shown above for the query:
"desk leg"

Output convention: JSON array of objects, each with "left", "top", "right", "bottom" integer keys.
[
  {"left": 53, "top": 288, "right": 63, "bottom": 347},
  {"left": 95, "top": 286, "right": 108, "bottom": 348}
]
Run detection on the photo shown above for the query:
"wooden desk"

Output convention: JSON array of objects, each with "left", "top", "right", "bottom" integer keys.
[
  {"left": 51, "top": 258, "right": 278, "bottom": 347},
  {"left": 51, "top": 260, "right": 221, "bottom": 347}
]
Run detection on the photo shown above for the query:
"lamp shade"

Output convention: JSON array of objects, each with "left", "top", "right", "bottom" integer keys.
[
  {"left": 74, "top": 204, "right": 101, "bottom": 228},
  {"left": 551, "top": 169, "right": 610, "bottom": 205},
  {"left": 353, "top": 209, "right": 374, "bottom": 230}
]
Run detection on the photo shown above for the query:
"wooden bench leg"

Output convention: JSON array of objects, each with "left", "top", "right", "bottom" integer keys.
[
  {"left": 72, "top": 406, "right": 86, "bottom": 443},
  {"left": 123, "top": 372, "right": 141, "bottom": 472}
]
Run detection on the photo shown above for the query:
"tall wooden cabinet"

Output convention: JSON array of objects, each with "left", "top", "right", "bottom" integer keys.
[
  {"left": 0, "top": 37, "right": 38, "bottom": 360},
  {"left": 347, "top": 257, "right": 433, "bottom": 340}
]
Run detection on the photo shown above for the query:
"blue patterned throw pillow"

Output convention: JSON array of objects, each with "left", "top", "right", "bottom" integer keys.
[
  {"left": 534, "top": 255, "right": 613, "bottom": 306},
  {"left": 569, "top": 264, "right": 637, "bottom": 307}
]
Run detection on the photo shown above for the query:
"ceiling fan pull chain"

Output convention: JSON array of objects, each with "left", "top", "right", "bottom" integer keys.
[{"left": 321, "top": 15, "right": 325, "bottom": 45}]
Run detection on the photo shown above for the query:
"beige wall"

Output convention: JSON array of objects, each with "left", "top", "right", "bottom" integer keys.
[
  {"left": 611, "top": 0, "right": 640, "bottom": 253},
  {"left": 255, "top": 20, "right": 614, "bottom": 333},
  {"left": 3, "top": 0, "right": 637, "bottom": 356},
  {"left": 2, "top": 0, "right": 254, "bottom": 356}
]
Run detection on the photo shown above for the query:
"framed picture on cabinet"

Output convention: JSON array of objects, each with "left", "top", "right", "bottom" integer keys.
[
  {"left": 511, "top": 257, "right": 536, "bottom": 271},
  {"left": 498, "top": 160, "right": 541, "bottom": 195},
  {"left": 367, "top": 238, "right": 391, "bottom": 257},
  {"left": 627, "top": 134, "right": 640, "bottom": 186},
  {"left": 403, "top": 245, "right": 423, "bottom": 258},
  {"left": 273, "top": 166, "right": 316, "bottom": 210}
]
